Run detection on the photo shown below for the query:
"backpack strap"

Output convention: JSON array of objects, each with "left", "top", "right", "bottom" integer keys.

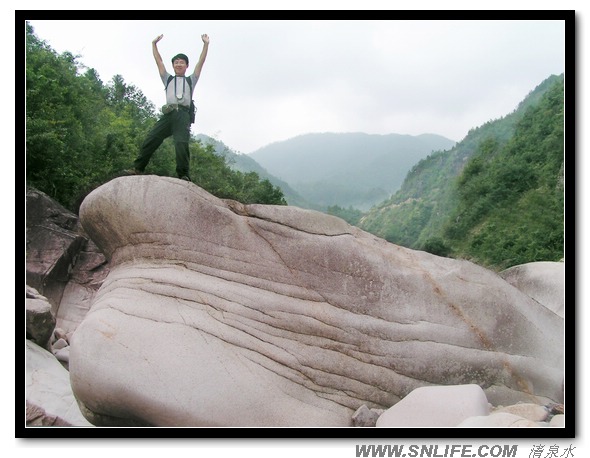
[
  {"left": 165, "top": 75, "right": 197, "bottom": 123},
  {"left": 165, "top": 75, "right": 193, "bottom": 92}
]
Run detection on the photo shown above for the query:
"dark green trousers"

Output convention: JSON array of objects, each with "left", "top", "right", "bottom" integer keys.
[{"left": 134, "top": 108, "right": 191, "bottom": 178}]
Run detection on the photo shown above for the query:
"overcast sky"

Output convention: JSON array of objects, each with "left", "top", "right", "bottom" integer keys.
[{"left": 27, "top": 13, "right": 566, "bottom": 154}]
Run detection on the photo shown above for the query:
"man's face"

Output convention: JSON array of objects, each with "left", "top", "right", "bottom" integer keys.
[{"left": 173, "top": 59, "right": 188, "bottom": 75}]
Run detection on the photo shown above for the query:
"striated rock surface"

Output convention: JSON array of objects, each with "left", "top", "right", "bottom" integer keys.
[
  {"left": 26, "top": 187, "right": 85, "bottom": 313},
  {"left": 26, "top": 186, "right": 109, "bottom": 334},
  {"left": 499, "top": 261, "right": 564, "bottom": 318},
  {"left": 70, "top": 176, "right": 564, "bottom": 427}
]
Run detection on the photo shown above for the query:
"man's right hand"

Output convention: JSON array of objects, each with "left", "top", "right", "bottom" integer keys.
[{"left": 153, "top": 34, "right": 163, "bottom": 45}]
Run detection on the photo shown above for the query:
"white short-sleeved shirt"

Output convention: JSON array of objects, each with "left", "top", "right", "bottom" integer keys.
[{"left": 161, "top": 72, "right": 198, "bottom": 107}]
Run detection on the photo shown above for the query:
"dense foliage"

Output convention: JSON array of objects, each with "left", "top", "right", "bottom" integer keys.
[
  {"left": 359, "top": 74, "right": 564, "bottom": 270},
  {"left": 25, "top": 23, "right": 286, "bottom": 212},
  {"left": 443, "top": 78, "right": 564, "bottom": 269},
  {"left": 325, "top": 205, "right": 364, "bottom": 225}
]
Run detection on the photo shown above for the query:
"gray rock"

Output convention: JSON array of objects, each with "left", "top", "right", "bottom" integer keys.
[
  {"left": 70, "top": 176, "right": 564, "bottom": 427},
  {"left": 500, "top": 261, "right": 564, "bottom": 317},
  {"left": 458, "top": 412, "right": 539, "bottom": 427},
  {"left": 549, "top": 414, "right": 565, "bottom": 427},
  {"left": 493, "top": 403, "right": 548, "bottom": 422},
  {"left": 53, "top": 346, "right": 70, "bottom": 370},
  {"left": 26, "top": 187, "right": 86, "bottom": 311},
  {"left": 376, "top": 384, "right": 490, "bottom": 427},
  {"left": 52, "top": 327, "right": 69, "bottom": 343},
  {"left": 52, "top": 338, "right": 68, "bottom": 351},
  {"left": 352, "top": 405, "right": 380, "bottom": 427},
  {"left": 26, "top": 339, "right": 93, "bottom": 427},
  {"left": 57, "top": 238, "right": 109, "bottom": 333},
  {"left": 26, "top": 401, "right": 72, "bottom": 427},
  {"left": 26, "top": 286, "right": 56, "bottom": 349},
  {"left": 26, "top": 187, "right": 109, "bottom": 334}
]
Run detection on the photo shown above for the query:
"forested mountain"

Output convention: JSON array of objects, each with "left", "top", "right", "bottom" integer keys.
[
  {"left": 249, "top": 132, "right": 456, "bottom": 211},
  {"left": 359, "top": 74, "right": 565, "bottom": 271},
  {"left": 25, "top": 23, "right": 286, "bottom": 212},
  {"left": 195, "top": 134, "right": 314, "bottom": 209}
]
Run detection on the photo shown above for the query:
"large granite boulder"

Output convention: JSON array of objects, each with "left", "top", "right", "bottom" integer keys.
[{"left": 70, "top": 176, "right": 564, "bottom": 427}]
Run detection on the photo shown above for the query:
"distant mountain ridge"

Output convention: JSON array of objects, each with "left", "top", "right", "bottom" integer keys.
[
  {"left": 195, "top": 134, "right": 314, "bottom": 209},
  {"left": 248, "top": 132, "right": 456, "bottom": 210}
]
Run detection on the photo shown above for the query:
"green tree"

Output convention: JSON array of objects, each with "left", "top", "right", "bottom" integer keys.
[
  {"left": 326, "top": 205, "right": 364, "bottom": 225},
  {"left": 443, "top": 77, "right": 564, "bottom": 269}
]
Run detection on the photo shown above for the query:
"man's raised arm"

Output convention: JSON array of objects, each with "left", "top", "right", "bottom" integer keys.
[
  {"left": 192, "top": 34, "right": 210, "bottom": 80},
  {"left": 152, "top": 34, "right": 167, "bottom": 77}
]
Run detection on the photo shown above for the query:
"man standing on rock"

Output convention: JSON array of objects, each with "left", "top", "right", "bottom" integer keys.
[{"left": 126, "top": 33, "right": 209, "bottom": 182}]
